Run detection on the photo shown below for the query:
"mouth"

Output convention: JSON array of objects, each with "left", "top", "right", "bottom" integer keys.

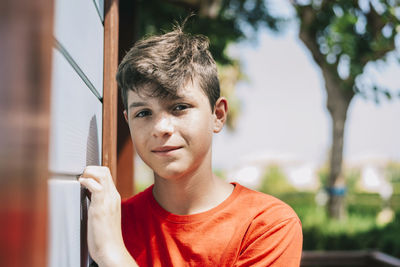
[{"left": 151, "top": 146, "right": 183, "bottom": 155}]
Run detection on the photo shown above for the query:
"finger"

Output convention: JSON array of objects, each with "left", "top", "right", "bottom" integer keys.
[
  {"left": 81, "top": 166, "right": 104, "bottom": 186},
  {"left": 82, "top": 166, "right": 113, "bottom": 187},
  {"left": 86, "top": 166, "right": 116, "bottom": 196},
  {"left": 79, "top": 177, "right": 103, "bottom": 193}
]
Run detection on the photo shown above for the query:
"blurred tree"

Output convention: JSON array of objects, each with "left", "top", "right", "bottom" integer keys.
[{"left": 291, "top": 0, "right": 400, "bottom": 219}]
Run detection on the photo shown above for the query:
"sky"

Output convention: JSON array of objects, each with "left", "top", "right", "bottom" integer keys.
[{"left": 212, "top": 18, "right": 400, "bottom": 171}]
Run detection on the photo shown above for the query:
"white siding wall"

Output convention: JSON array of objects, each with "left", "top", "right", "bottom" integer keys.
[
  {"left": 48, "top": 1, "right": 104, "bottom": 266},
  {"left": 49, "top": 49, "right": 103, "bottom": 175},
  {"left": 48, "top": 179, "right": 81, "bottom": 267},
  {"left": 54, "top": 0, "right": 104, "bottom": 97}
]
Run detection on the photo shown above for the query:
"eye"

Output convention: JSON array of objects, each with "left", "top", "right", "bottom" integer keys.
[
  {"left": 135, "top": 109, "right": 152, "bottom": 118},
  {"left": 173, "top": 104, "right": 190, "bottom": 112}
]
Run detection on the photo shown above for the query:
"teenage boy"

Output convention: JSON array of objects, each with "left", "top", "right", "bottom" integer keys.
[{"left": 79, "top": 26, "right": 303, "bottom": 266}]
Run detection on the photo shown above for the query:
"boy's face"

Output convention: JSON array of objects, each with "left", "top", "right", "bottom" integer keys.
[{"left": 124, "top": 82, "right": 227, "bottom": 180}]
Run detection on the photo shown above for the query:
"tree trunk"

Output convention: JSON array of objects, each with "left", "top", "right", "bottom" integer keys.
[
  {"left": 327, "top": 109, "right": 347, "bottom": 219},
  {"left": 297, "top": 12, "right": 355, "bottom": 219},
  {"left": 324, "top": 70, "right": 353, "bottom": 219}
]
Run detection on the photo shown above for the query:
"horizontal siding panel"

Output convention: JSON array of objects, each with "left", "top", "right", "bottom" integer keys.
[
  {"left": 54, "top": 0, "right": 104, "bottom": 97},
  {"left": 48, "top": 179, "right": 81, "bottom": 267},
  {"left": 49, "top": 49, "right": 102, "bottom": 175},
  {"left": 94, "top": 0, "right": 104, "bottom": 22}
]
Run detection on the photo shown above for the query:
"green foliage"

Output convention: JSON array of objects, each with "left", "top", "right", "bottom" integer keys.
[
  {"left": 390, "top": 194, "right": 400, "bottom": 211},
  {"left": 136, "top": 1, "right": 237, "bottom": 64},
  {"left": 294, "top": 0, "right": 400, "bottom": 99},
  {"left": 258, "top": 165, "right": 296, "bottom": 195},
  {"left": 386, "top": 162, "right": 400, "bottom": 194},
  {"left": 317, "top": 164, "right": 329, "bottom": 188},
  {"left": 347, "top": 193, "right": 382, "bottom": 216},
  {"left": 135, "top": 0, "right": 284, "bottom": 65},
  {"left": 302, "top": 207, "right": 377, "bottom": 237},
  {"left": 276, "top": 192, "right": 400, "bottom": 258},
  {"left": 275, "top": 164, "right": 400, "bottom": 257},
  {"left": 346, "top": 168, "right": 361, "bottom": 194},
  {"left": 302, "top": 210, "right": 400, "bottom": 258},
  {"left": 316, "top": 164, "right": 400, "bottom": 216},
  {"left": 278, "top": 192, "right": 317, "bottom": 219}
]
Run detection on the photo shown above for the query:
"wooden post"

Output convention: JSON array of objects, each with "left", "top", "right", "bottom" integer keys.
[
  {"left": 103, "top": 0, "right": 136, "bottom": 198},
  {"left": 102, "top": 0, "right": 119, "bottom": 182},
  {"left": 0, "top": 0, "right": 53, "bottom": 266}
]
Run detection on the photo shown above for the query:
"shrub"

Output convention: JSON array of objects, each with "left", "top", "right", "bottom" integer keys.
[{"left": 258, "top": 165, "right": 296, "bottom": 195}]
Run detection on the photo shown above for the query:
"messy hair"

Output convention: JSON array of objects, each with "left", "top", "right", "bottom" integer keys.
[{"left": 116, "top": 23, "right": 220, "bottom": 111}]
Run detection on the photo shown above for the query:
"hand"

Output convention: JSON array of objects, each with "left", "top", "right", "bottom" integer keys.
[{"left": 79, "top": 166, "right": 132, "bottom": 266}]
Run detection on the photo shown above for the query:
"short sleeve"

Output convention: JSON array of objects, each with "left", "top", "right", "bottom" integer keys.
[{"left": 234, "top": 216, "right": 303, "bottom": 267}]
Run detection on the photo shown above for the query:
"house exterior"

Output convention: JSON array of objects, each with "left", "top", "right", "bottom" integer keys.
[{"left": 0, "top": 0, "right": 135, "bottom": 265}]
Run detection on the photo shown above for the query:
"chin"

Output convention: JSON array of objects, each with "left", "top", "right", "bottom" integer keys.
[
  {"left": 148, "top": 156, "right": 205, "bottom": 181},
  {"left": 155, "top": 169, "right": 187, "bottom": 180},
  {"left": 153, "top": 164, "right": 192, "bottom": 181}
]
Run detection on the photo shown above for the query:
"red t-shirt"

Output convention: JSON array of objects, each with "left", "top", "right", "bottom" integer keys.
[{"left": 121, "top": 183, "right": 303, "bottom": 266}]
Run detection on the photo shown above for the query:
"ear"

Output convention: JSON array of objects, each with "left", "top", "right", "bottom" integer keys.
[
  {"left": 123, "top": 110, "right": 129, "bottom": 123},
  {"left": 213, "top": 97, "right": 228, "bottom": 133}
]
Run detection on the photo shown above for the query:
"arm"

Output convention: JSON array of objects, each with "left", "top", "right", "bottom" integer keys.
[{"left": 79, "top": 166, "right": 139, "bottom": 267}]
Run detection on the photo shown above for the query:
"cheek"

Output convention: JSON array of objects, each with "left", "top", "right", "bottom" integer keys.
[
  {"left": 131, "top": 132, "right": 153, "bottom": 167},
  {"left": 129, "top": 124, "right": 147, "bottom": 151},
  {"left": 182, "top": 112, "right": 214, "bottom": 143}
]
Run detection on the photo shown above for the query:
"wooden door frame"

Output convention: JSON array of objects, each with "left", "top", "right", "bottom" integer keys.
[{"left": 103, "top": 0, "right": 136, "bottom": 198}]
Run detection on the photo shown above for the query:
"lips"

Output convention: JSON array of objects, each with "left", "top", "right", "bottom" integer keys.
[{"left": 151, "top": 146, "right": 182, "bottom": 154}]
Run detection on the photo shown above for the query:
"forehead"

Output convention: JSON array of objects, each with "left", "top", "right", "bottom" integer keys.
[{"left": 126, "top": 81, "right": 208, "bottom": 107}]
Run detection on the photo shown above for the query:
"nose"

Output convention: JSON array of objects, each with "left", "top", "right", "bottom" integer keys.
[{"left": 152, "top": 112, "right": 174, "bottom": 138}]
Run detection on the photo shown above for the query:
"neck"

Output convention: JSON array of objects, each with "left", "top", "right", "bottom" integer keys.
[{"left": 152, "top": 156, "right": 233, "bottom": 215}]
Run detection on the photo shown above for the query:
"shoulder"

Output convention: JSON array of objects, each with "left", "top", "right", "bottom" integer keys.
[
  {"left": 232, "top": 184, "right": 303, "bottom": 265},
  {"left": 234, "top": 183, "right": 300, "bottom": 226}
]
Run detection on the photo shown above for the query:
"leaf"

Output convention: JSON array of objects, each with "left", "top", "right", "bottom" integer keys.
[{"left": 383, "top": 90, "right": 392, "bottom": 100}]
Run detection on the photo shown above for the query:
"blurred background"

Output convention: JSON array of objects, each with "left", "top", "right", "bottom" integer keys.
[
  {"left": 132, "top": 0, "right": 400, "bottom": 262},
  {"left": 1, "top": 0, "right": 400, "bottom": 266}
]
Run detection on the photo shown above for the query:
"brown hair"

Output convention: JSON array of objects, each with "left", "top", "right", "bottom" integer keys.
[{"left": 116, "top": 25, "right": 220, "bottom": 111}]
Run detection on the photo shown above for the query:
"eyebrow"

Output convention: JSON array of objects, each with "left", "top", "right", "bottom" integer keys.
[
  {"left": 128, "top": 101, "right": 147, "bottom": 110},
  {"left": 127, "top": 95, "right": 188, "bottom": 111}
]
